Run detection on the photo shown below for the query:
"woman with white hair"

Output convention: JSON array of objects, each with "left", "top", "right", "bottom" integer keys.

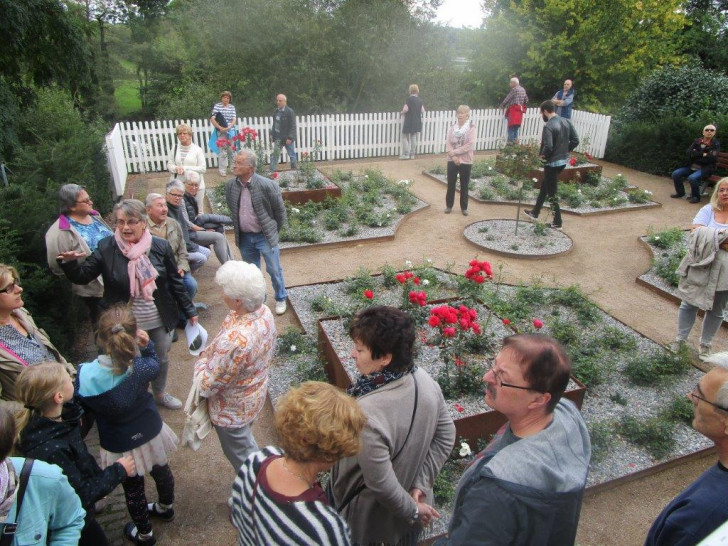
[
  {"left": 182, "top": 171, "right": 232, "bottom": 264},
  {"left": 167, "top": 123, "right": 207, "bottom": 211},
  {"left": 193, "top": 261, "right": 277, "bottom": 472}
]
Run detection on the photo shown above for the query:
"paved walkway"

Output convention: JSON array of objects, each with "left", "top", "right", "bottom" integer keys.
[{"left": 94, "top": 153, "right": 722, "bottom": 545}]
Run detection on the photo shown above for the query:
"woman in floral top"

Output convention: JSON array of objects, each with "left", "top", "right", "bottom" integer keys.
[{"left": 194, "top": 261, "right": 277, "bottom": 473}]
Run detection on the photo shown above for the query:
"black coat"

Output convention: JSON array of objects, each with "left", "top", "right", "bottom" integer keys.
[
  {"left": 271, "top": 105, "right": 297, "bottom": 142},
  {"left": 17, "top": 401, "right": 126, "bottom": 512},
  {"left": 685, "top": 137, "right": 721, "bottom": 177},
  {"left": 60, "top": 235, "right": 196, "bottom": 332}
]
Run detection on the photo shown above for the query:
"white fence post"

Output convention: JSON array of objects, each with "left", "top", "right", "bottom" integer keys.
[{"left": 106, "top": 109, "right": 612, "bottom": 194}]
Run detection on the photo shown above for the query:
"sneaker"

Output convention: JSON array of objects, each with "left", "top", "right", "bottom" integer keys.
[
  {"left": 523, "top": 209, "right": 537, "bottom": 220},
  {"left": 699, "top": 344, "right": 712, "bottom": 361},
  {"left": 155, "top": 393, "right": 182, "bottom": 410},
  {"left": 462, "top": 210, "right": 469, "bottom": 216},
  {"left": 550, "top": 223, "right": 562, "bottom": 230},
  {"left": 194, "top": 302, "right": 208, "bottom": 311},
  {"left": 124, "top": 523, "right": 156, "bottom": 545},
  {"left": 444, "top": 207, "right": 452, "bottom": 214},
  {"left": 147, "top": 502, "right": 175, "bottom": 522},
  {"left": 689, "top": 197, "right": 701, "bottom": 204},
  {"left": 669, "top": 340, "right": 686, "bottom": 353},
  {"left": 275, "top": 300, "right": 287, "bottom": 315},
  {"left": 670, "top": 193, "right": 685, "bottom": 199},
  {"left": 171, "top": 330, "right": 178, "bottom": 343}
]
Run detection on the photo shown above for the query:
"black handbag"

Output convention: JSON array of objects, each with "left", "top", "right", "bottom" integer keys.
[
  {"left": 214, "top": 111, "right": 228, "bottom": 129},
  {"left": 0, "top": 459, "right": 34, "bottom": 546}
]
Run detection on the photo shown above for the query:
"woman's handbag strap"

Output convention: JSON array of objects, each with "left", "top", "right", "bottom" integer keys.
[{"left": 0, "top": 458, "right": 34, "bottom": 546}]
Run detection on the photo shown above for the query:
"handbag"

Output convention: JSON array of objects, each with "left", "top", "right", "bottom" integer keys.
[
  {"left": 0, "top": 459, "right": 34, "bottom": 546},
  {"left": 214, "top": 111, "right": 228, "bottom": 129},
  {"left": 181, "top": 379, "right": 213, "bottom": 451}
]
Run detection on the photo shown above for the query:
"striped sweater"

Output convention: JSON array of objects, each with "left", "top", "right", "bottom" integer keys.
[{"left": 231, "top": 447, "right": 351, "bottom": 546}]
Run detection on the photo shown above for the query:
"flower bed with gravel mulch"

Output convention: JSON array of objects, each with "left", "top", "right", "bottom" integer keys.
[
  {"left": 267, "top": 262, "right": 710, "bottom": 537},
  {"left": 464, "top": 219, "right": 573, "bottom": 258},
  {"left": 207, "top": 169, "right": 427, "bottom": 250},
  {"left": 424, "top": 159, "right": 660, "bottom": 215}
]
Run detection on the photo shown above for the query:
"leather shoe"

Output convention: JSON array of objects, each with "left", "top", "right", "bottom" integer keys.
[
  {"left": 670, "top": 193, "right": 685, "bottom": 198},
  {"left": 689, "top": 197, "right": 701, "bottom": 204}
]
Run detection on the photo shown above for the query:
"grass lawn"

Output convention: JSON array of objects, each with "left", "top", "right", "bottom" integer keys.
[{"left": 114, "top": 59, "right": 141, "bottom": 116}]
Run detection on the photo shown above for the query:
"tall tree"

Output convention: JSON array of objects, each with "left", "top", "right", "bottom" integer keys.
[{"left": 469, "top": 0, "right": 686, "bottom": 111}]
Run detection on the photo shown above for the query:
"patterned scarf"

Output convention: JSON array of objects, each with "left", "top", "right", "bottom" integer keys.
[
  {"left": 0, "top": 460, "right": 18, "bottom": 522},
  {"left": 114, "top": 227, "right": 158, "bottom": 301},
  {"left": 347, "top": 366, "right": 416, "bottom": 398}
]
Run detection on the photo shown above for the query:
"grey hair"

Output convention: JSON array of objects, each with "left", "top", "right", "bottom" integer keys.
[
  {"left": 236, "top": 149, "right": 257, "bottom": 170},
  {"left": 215, "top": 261, "right": 266, "bottom": 312},
  {"left": 145, "top": 193, "right": 165, "bottom": 207},
  {"left": 510, "top": 77, "right": 519, "bottom": 85},
  {"left": 113, "top": 199, "right": 147, "bottom": 221},
  {"left": 166, "top": 179, "right": 185, "bottom": 194},
  {"left": 58, "top": 184, "right": 85, "bottom": 214},
  {"left": 186, "top": 171, "right": 201, "bottom": 183}
]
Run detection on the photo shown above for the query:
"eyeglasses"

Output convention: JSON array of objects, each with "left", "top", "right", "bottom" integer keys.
[
  {"left": 704, "top": 128, "right": 716, "bottom": 132},
  {"left": 490, "top": 366, "right": 542, "bottom": 392},
  {"left": 690, "top": 383, "right": 728, "bottom": 412},
  {"left": 167, "top": 192, "right": 184, "bottom": 199},
  {"left": 75, "top": 198, "right": 92, "bottom": 205},
  {"left": 0, "top": 280, "right": 21, "bottom": 294},
  {"left": 116, "top": 219, "right": 141, "bottom": 227},
  {"left": 185, "top": 182, "right": 200, "bottom": 187}
]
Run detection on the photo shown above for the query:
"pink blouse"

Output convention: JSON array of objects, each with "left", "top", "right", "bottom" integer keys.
[{"left": 446, "top": 121, "right": 477, "bottom": 165}]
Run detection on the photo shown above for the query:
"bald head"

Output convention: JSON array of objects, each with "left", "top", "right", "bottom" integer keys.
[{"left": 276, "top": 94, "right": 287, "bottom": 108}]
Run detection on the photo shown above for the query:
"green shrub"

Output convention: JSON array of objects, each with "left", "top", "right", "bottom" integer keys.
[
  {"left": 647, "top": 227, "right": 687, "bottom": 250},
  {"left": 653, "top": 247, "right": 687, "bottom": 287},
  {"left": 624, "top": 350, "right": 690, "bottom": 385},
  {"left": 663, "top": 394, "right": 695, "bottom": 425},
  {"left": 618, "top": 416, "right": 675, "bottom": 459},
  {"left": 470, "top": 160, "right": 496, "bottom": 179},
  {"left": 599, "top": 326, "right": 637, "bottom": 352},
  {"left": 429, "top": 164, "right": 445, "bottom": 175},
  {"left": 589, "top": 420, "right": 617, "bottom": 463},
  {"left": 277, "top": 327, "right": 316, "bottom": 356},
  {"left": 570, "top": 352, "right": 608, "bottom": 386}
]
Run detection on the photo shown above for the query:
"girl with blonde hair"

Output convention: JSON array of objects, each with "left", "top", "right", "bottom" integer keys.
[
  {"left": 15, "top": 361, "right": 135, "bottom": 546},
  {"left": 75, "top": 305, "right": 179, "bottom": 545}
]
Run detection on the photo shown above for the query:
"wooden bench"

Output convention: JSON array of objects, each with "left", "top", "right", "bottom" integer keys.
[{"left": 700, "top": 151, "right": 728, "bottom": 194}]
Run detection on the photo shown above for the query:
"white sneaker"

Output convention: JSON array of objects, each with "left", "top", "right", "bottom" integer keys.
[
  {"left": 275, "top": 300, "right": 287, "bottom": 315},
  {"left": 155, "top": 392, "right": 182, "bottom": 410},
  {"left": 699, "top": 344, "right": 712, "bottom": 361}
]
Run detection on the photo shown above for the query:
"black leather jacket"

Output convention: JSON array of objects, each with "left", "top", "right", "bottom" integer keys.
[
  {"left": 270, "top": 105, "right": 297, "bottom": 142},
  {"left": 59, "top": 235, "right": 196, "bottom": 331}
]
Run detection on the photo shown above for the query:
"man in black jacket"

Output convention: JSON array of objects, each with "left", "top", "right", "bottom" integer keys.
[
  {"left": 269, "top": 94, "right": 298, "bottom": 172},
  {"left": 524, "top": 100, "right": 579, "bottom": 229}
]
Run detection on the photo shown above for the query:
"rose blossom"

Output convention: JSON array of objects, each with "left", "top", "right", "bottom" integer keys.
[{"left": 533, "top": 318, "right": 544, "bottom": 329}]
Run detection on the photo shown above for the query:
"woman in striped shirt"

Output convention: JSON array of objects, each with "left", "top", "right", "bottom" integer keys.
[{"left": 231, "top": 381, "right": 366, "bottom": 546}]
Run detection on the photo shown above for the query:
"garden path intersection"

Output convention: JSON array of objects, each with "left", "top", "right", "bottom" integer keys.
[{"left": 104, "top": 153, "right": 723, "bottom": 545}]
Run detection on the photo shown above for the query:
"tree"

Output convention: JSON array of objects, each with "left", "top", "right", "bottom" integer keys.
[
  {"left": 469, "top": 0, "right": 686, "bottom": 111},
  {"left": 680, "top": 0, "right": 728, "bottom": 71}
]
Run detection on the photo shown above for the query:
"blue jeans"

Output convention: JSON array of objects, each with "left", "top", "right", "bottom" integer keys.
[
  {"left": 238, "top": 232, "right": 287, "bottom": 302},
  {"left": 672, "top": 166, "right": 708, "bottom": 199},
  {"left": 270, "top": 141, "right": 298, "bottom": 171},
  {"left": 507, "top": 125, "right": 520, "bottom": 143}
]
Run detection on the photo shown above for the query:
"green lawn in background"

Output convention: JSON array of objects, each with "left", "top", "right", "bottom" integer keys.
[{"left": 114, "top": 59, "right": 141, "bottom": 116}]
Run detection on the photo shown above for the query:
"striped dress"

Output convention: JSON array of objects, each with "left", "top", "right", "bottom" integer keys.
[{"left": 231, "top": 447, "right": 351, "bottom": 546}]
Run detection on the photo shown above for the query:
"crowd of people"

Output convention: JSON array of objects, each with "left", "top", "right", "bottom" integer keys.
[{"left": 0, "top": 85, "right": 726, "bottom": 546}]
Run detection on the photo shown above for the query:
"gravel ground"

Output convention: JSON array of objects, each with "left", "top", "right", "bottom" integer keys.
[
  {"left": 425, "top": 171, "right": 660, "bottom": 214},
  {"left": 464, "top": 219, "right": 573, "bottom": 256}
]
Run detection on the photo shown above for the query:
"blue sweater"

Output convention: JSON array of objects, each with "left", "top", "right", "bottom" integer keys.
[
  {"left": 74, "top": 343, "right": 163, "bottom": 453},
  {"left": 645, "top": 462, "right": 728, "bottom": 546}
]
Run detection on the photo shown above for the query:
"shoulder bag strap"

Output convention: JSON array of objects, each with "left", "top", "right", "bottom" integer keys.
[
  {"left": 250, "top": 462, "right": 262, "bottom": 545},
  {"left": 0, "top": 459, "right": 34, "bottom": 546},
  {"left": 337, "top": 372, "right": 419, "bottom": 512}
]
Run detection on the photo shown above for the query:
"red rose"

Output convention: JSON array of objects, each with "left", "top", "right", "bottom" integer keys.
[
  {"left": 395, "top": 273, "right": 406, "bottom": 284},
  {"left": 503, "top": 318, "right": 511, "bottom": 325},
  {"left": 533, "top": 318, "right": 544, "bottom": 329},
  {"left": 472, "top": 323, "right": 481, "bottom": 334},
  {"left": 483, "top": 262, "right": 493, "bottom": 277},
  {"left": 455, "top": 358, "right": 464, "bottom": 367},
  {"left": 454, "top": 403, "right": 465, "bottom": 413},
  {"left": 569, "top": 157, "right": 577, "bottom": 166},
  {"left": 475, "top": 276, "right": 485, "bottom": 284},
  {"left": 428, "top": 316, "right": 441, "bottom": 327},
  {"left": 364, "top": 289, "right": 374, "bottom": 300},
  {"left": 413, "top": 277, "right": 420, "bottom": 285},
  {"left": 271, "top": 172, "right": 279, "bottom": 179},
  {"left": 443, "top": 327, "right": 456, "bottom": 337}
]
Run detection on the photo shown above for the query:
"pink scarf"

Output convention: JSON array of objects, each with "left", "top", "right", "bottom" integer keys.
[{"left": 114, "top": 228, "right": 159, "bottom": 301}]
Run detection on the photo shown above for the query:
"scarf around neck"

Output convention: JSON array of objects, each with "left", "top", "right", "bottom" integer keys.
[
  {"left": 453, "top": 119, "right": 471, "bottom": 139},
  {"left": 347, "top": 366, "right": 416, "bottom": 398},
  {"left": 114, "top": 228, "right": 159, "bottom": 301},
  {"left": 0, "top": 459, "right": 18, "bottom": 521}
]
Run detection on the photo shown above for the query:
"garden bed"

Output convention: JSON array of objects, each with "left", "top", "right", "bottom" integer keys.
[
  {"left": 495, "top": 157, "right": 603, "bottom": 187},
  {"left": 273, "top": 168, "right": 343, "bottom": 204},
  {"left": 464, "top": 219, "right": 573, "bottom": 258},
  {"left": 424, "top": 158, "right": 660, "bottom": 215},
  {"left": 269, "top": 262, "right": 711, "bottom": 538}
]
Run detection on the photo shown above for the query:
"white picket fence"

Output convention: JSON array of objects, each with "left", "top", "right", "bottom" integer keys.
[{"left": 105, "top": 108, "right": 610, "bottom": 196}]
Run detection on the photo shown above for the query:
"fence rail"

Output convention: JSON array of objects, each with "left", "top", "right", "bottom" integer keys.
[{"left": 106, "top": 108, "right": 610, "bottom": 196}]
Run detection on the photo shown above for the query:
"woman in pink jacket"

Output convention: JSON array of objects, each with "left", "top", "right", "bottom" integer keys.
[{"left": 445, "top": 105, "right": 477, "bottom": 216}]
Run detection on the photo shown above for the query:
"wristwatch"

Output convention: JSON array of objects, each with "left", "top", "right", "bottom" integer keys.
[{"left": 408, "top": 505, "right": 419, "bottom": 525}]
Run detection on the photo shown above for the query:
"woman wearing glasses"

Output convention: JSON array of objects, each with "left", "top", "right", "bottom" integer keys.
[
  {"left": 57, "top": 199, "right": 198, "bottom": 410},
  {"left": 167, "top": 123, "right": 207, "bottom": 211},
  {"left": 0, "top": 263, "right": 75, "bottom": 410},
  {"left": 46, "top": 184, "right": 113, "bottom": 328},
  {"left": 671, "top": 125, "right": 720, "bottom": 204}
]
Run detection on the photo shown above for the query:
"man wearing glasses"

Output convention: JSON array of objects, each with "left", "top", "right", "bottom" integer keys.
[
  {"left": 438, "top": 334, "right": 591, "bottom": 545},
  {"left": 165, "top": 179, "right": 210, "bottom": 272},
  {"left": 671, "top": 125, "right": 720, "bottom": 203},
  {"left": 645, "top": 365, "right": 728, "bottom": 545}
]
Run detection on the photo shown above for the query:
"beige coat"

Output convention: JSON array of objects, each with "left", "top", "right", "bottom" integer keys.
[
  {"left": 45, "top": 213, "right": 110, "bottom": 298},
  {"left": 147, "top": 216, "right": 190, "bottom": 272},
  {"left": 331, "top": 368, "right": 456, "bottom": 545},
  {"left": 0, "top": 308, "right": 74, "bottom": 412}
]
